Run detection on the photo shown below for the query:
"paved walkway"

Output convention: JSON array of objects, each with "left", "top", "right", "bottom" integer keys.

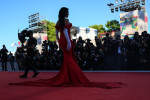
[
  {"left": 1, "top": 62, "right": 150, "bottom": 72},
  {"left": 0, "top": 62, "right": 19, "bottom": 71}
]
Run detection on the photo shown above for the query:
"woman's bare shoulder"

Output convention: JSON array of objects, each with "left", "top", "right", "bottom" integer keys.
[
  {"left": 65, "top": 19, "right": 70, "bottom": 25},
  {"left": 56, "top": 19, "right": 71, "bottom": 26},
  {"left": 56, "top": 21, "right": 59, "bottom": 26}
]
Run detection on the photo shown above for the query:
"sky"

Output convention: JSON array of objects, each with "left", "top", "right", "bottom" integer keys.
[{"left": 0, "top": 0, "right": 149, "bottom": 53}]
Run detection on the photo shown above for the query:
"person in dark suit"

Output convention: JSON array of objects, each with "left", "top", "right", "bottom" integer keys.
[
  {"left": 1, "top": 45, "right": 8, "bottom": 71},
  {"left": 19, "top": 30, "right": 39, "bottom": 78}
]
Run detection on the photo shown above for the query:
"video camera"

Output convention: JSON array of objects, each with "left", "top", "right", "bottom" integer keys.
[{"left": 18, "top": 30, "right": 33, "bottom": 44}]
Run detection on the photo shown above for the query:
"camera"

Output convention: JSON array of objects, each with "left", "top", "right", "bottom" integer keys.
[{"left": 18, "top": 30, "right": 33, "bottom": 44}]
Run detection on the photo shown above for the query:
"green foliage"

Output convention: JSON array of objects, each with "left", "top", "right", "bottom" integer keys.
[
  {"left": 89, "top": 24, "right": 106, "bottom": 33},
  {"left": 105, "top": 20, "right": 120, "bottom": 32},
  {"left": 42, "top": 20, "right": 56, "bottom": 41},
  {"left": 41, "top": 19, "right": 120, "bottom": 41}
]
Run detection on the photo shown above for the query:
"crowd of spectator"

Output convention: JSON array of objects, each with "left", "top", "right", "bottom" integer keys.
[{"left": 1, "top": 31, "right": 150, "bottom": 71}]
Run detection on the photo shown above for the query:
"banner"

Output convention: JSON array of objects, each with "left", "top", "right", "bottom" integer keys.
[
  {"left": 120, "top": 10, "right": 138, "bottom": 39},
  {"left": 120, "top": 9, "right": 148, "bottom": 39}
]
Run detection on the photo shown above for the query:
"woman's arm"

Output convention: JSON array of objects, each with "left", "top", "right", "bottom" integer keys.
[
  {"left": 64, "top": 28, "right": 71, "bottom": 51},
  {"left": 55, "top": 29, "right": 59, "bottom": 42}
]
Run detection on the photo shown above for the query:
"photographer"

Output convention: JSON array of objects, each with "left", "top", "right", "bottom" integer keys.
[
  {"left": 9, "top": 52, "right": 15, "bottom": 71},
  {"left": 77, "top": 37, "right": 85, "bottom": 48},
  {"left": 102, "top": 33, "right": 112, "bottom": 47},
  {"left": 0, "top": 45, "right": 8, "bottom": 71},
  {"left": 76, "top": 37, "right": 85, "bottom": 54},
  {"left": 95, "top": 36, "right": 101, "bottom": 48},
  {"left": 84, "top": 39, "right": 93, "bottom": 55},
  {"left": 19, "top": 30, "right": 39, "bottom": 78}
]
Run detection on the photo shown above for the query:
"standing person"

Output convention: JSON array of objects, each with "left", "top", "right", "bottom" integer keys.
[
  {"left": 19, "top": 30, "right": 39, "bottom": 78},
  {"left": 10, "top": 7, "right": 125, "bottom": 89},
  {"left": 10, "top": 53, "right": 15, "bottom": 71},
  {"left": 0, "top": 50, "right": 1, "bottom": 68},
  {"left": 0, "top": 48, "right": 2, "bottom": 70},
  {"left": 1, "top": 45, "right": 8, "bottom": 71}
]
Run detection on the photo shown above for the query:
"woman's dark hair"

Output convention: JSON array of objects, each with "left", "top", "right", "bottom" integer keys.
[{"left": 58, "top": 7, "right": 69, "bottom": 30}]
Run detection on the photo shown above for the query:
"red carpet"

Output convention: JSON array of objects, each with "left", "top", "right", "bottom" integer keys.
[{"left": 0, "top": 72, "right": 150, "bottom": 100}]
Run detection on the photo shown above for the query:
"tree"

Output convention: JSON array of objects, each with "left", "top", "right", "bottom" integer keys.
[
  {"left": 42, "top": 20, "right": 56, "bottom": 41},
  {"left": 89, "top": 24, "right": 106, "bottom": 33},
  {"left": 105, "top": 20, "right": 120, "bottom": 32}
]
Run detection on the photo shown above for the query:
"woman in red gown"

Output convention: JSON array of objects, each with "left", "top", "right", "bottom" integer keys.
[{"left": 10, "top": 7, "right": 125, "bottom": 88}]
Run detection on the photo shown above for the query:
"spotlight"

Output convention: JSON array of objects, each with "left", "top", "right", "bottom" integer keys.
[
  {"left": 141, "top": 0, "right": 145, "bottom": 5},
  {"left": 111, "top": 9, "right": 114, "bottom": 13},
  {"left": 107, "top": 4, "right": 111, "bottom": 6},
  {"left": 135, "top": 1, "right": 140, "bottom": 8},
  {"left": 110, "top": 3, "right": 114, "bottom": 6},
  {"left": 34, "top": 14, "right": 36, "bottom": 17},
  {"left": 115, "top": 7, "right": 119, "bottom": 12},
  {"left": 126, "top": 6, "right": 129, "bottom": 10},
  {"left": 119, "top": 4, "right": 123, "bottom": 7},
  {"left": 141, "top": 0, "right": 145, "bottom": 2},
  {"left": 129, "top": 4, "right": 133, "bottom": 8},
  {"left": 131, "top": 1, "right": 135, "bottom": 4},
  {"left": 136, "top": 1, "right": 140, "bottom": 6},
  {"left": 37, "top": 13, "right": 39, "bottom": 16},
  {"left": 134, "top": 4, "right": 138, "bottom": 7},
  {"left": 107, "top": 3, "right": 114, "bottom": 7},
  {"left": 142, "top": 3, "right": 145, "bottom": 5},
  {"left": 31, "top": 15, "right": 34, "bottom": 18},
  {"left": 120, "top": 7, "right": 122, "bottom": 10},
  {"left": 123, "top": 3, "right": 126, "bottom": 7}
]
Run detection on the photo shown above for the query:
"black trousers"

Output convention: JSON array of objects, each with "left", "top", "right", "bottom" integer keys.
[
  {"left": 2, "top": 60, "right": 7, "bottom": 71},
  {"left": 10, "top": 61, "right": 15, "bottom": 71},
  {"left": 24, "top": 56, "right": 37, "bottom": 76}
]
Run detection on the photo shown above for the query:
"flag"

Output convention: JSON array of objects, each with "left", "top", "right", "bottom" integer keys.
[
  {"left": 11, "top": 43, "right": 15, "bottom": 47},
  {"left": 14, "top": 43, "right": 18, "bottom": 46},
  {"left": 18, "top": 41, "right": 21, "bottom": 45}
]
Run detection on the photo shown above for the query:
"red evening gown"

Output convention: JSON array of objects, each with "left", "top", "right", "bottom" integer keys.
[{"left": 10, "top": 24, "right": 126, "bottom": 89}]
